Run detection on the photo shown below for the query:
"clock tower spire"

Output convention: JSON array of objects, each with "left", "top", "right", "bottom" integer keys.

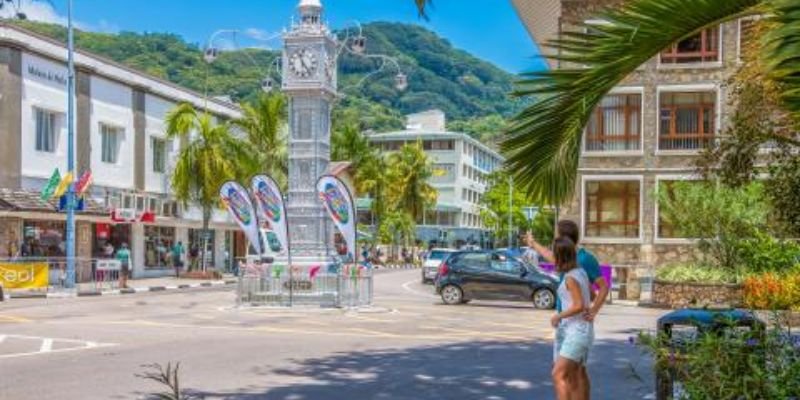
[{"left": 282, "top": 0, "right": 338, "bottom": 262}]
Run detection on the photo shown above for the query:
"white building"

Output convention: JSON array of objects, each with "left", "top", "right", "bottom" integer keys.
[
  {"left": 363, "top": 110, "right": 504, "bottom": 247},
  {"left": 0, "top": 23, "right": 244, "bottom": 277}
]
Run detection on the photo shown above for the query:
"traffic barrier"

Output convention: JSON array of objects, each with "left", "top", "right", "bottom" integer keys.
[
  {"left": 236, "top": 260, "right": 373, "bottom": 308},
  {"left": 0, "top": 257, "right": 122, "bottom": 296}
]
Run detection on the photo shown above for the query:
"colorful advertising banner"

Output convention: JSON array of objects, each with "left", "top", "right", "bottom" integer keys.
[
  {"left": 220, "top": 181, "right": 262, "bottom": 256},
  {"left": 251, "top": 175, "right": 289, "bottom": 253},
  {"left": 316, "top": 175, "right": 357, "bottom": 262},
  {"left": 0, "top": 262, "right": 49, "bottom": 289}
]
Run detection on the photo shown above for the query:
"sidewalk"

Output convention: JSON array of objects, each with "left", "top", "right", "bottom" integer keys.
[{"left": 2, "top": 275, "right": 237, "bottom": 300}]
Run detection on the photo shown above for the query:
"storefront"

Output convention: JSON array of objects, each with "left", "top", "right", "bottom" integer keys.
[
  {"left": 144, "top": 225, "right": 175, "bottom": 269},
  {"left": 92, "top": 223, "right": 131, "bottom": 258},
  {"left": 21, "top": 220, "right": 65, "bottom": 257}
]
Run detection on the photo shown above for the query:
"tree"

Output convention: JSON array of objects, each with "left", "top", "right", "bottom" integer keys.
[
  {"left": 166, "top": 103, "right": 251, "bottom": 270},
  {"left": 478, "top": 171, "right": 549, "bottom": 247},
  {"left": 385, "top": 141, "right": 438, "bottom": 222},
  {"left": 498, "top": 0, "right": 800, "bottom": 206},
  {"left": 233, "top": 94, "right": 288, "bottom": 188},
  {"left": 331, "top": 123, "right": 373, "bottom": 168}
]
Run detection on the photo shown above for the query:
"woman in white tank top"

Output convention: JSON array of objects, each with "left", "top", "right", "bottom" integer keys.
[{"left": 550, "top": 237, "right": 594, "bottom": 400}]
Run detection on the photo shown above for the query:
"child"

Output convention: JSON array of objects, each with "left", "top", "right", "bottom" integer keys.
[{"left": 550, "top": 237, "right": 594, "bottom": 400}]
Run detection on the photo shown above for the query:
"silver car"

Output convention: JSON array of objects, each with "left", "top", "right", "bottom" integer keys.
[{"left": 421, "top": 248, "right": 455, "bottom": 284}]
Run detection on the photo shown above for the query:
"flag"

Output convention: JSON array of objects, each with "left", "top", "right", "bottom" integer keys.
[
  {"left": 75, "top": 170, "right": 93, "bottom": 195},
  {"left": 251, "top": 175, "right": 289, "bottom": 253},
  {"left": 40, "top": 169, "right": 61, "bottom": 201},
  {"left": 52, "top": 172, "right": 74, "bottom": 198},
  {"left": 219, "top": 181, "right": 262, "bottom": 256},
  {"left": 316, "top": 175, "right": 357, "bottom": 263}
]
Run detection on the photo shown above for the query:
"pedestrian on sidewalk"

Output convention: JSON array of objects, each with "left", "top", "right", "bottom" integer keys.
[
  {"left": 172, "top": 241, "right": 184, "bottom": 278},
  {"left": 116, "top": 243, "right": 131, "bottom": 289},
  {"left": 550, "top": 237, "right": 594, "bottom": 400}
]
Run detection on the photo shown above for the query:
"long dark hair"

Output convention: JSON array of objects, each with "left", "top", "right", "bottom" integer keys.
[{"left": 553, "top": 237, "right": 577, "bottom": 274}]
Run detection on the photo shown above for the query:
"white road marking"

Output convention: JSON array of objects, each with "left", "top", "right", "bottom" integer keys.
[
  {"left": 0, "top": 334, "right": 117, "bottom": 360},
  {"left": 39, "top": 338, "right": 53, "bottom": 353},
  {"left": 400, "top": 279, "right": 438, "bottom": 299}
]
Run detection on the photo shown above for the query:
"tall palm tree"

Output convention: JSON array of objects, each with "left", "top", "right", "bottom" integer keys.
[
  {"left": 495, "top": 0, "right": 800, "bottom": 206},
  {"left": 331, "top": 123, "right": 373, "bottom": 168},
  {"left": 166, "top": 103, "right": 251, "bottom": 270},
  {"left": 385, "top": 141, "right": 438, "bottom": 222},
  {"left": 233, "top": 94, "right": 288, "bottom": 187}
]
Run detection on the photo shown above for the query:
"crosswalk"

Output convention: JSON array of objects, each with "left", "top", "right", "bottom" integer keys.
[{"left": 0, "top": 334, "right": 116, "bottom": 359}]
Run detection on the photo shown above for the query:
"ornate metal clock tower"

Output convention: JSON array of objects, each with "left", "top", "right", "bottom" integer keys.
[{"left": 282, "top": 0, "right": 337, "bottom": 262}]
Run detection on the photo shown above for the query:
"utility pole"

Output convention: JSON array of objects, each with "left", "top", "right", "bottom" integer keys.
[
  {"left": 507, "top": 176, "right": 513, "bottom": 248},
  {"left": 65, "top": 0, "right": 76, "bottom": 288}
]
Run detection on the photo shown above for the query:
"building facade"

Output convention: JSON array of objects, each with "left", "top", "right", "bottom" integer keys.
[
  {"left": 512, "top": 0, "right": 751, "bottom": 266},
  {"left": 0, "top": 23, "right": 244, "bottom": 277},
  {"left": 363, "top": 110, "right": 505, "bottom": 247}
]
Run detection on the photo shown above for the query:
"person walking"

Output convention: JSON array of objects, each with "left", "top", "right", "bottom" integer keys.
[
  {"left": 550, "top": 237, "right": 594, "bottom": 400},
  {"left": 525, "top": 220, "right": 608, "bottom": 399},
  {"left": 172, "top": 241, "right": 184, "bottom": 278},
  {"left": 116, "top": 243, "right": 131, "bottom": 289}
]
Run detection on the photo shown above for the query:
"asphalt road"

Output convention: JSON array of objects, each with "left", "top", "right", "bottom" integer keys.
[{"left": 0, "top": 269, "right": 662, "bottom": 400}]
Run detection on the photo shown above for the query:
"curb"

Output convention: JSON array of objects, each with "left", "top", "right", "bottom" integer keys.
[{"left": 4, "top": 279, "right": 235, "bottom": 301}]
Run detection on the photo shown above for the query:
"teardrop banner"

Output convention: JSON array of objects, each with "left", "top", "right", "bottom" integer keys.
[
  {"left": 316, "top": 175, "right": 357, "bottom": 263},
  {"left": 220, "top": 181, "right": 262, "bottom": 256},
  {"left": 251, "top": 175, "right": 289, "bottom": 253}
]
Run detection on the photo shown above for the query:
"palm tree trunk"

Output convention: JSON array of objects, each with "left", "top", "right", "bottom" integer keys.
[{"left": 202, "top": 205, "right": 211, "bottom": 273}]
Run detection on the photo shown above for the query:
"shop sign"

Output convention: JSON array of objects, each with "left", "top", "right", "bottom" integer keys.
[
  {"left": 0, "top": 262, "right": 49, "bottom": 289},
  {"left": 27, "top": 64, "right": 67, "bottom": 86},
  {"left": 283, "top": 280, "right": 313, "bottom": 291}
]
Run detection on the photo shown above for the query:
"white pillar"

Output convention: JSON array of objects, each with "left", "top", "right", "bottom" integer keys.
[
  {"left": 130, "top": 223, "right": 145, "bottom": 278},
  {"left": 214, "top": 229, "right": 225, "bottom": 270}
]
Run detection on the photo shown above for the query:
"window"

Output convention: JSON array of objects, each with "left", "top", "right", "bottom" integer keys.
[
  {"left": 34, "top": 108, "right": 57, "bottom": 153},
  {"left": 585, "top": 93, "right": 641, "bottom": 152},
  {"left": 100, "top": 124, "right": 122, "bottom": 164},
  {"left": 585, "top": 180, "right": 640, "bottom": 238},
  {"left": 152, "top": 138, "right": 167, "bottom": 173},
  {"left": 424, "top": 140, "right": 454, "bottom": 151},
  {"left": 661, "top": 27, "right": 719, "bottom": 64},
  {"left": 659, "top": 91, "right": 716, "bottom": 150}
]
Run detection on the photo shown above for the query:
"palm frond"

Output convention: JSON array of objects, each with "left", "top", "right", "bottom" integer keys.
[
  {"left": 501, "top": 0, "right": 762, "bottom": 205},
  {"left": 763, "top": 0, "right": 800, "bottom": 122}
]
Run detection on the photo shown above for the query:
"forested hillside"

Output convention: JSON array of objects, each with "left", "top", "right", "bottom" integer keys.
[{"left": 14, "top": 20, "right": 519, "bottom": 139}]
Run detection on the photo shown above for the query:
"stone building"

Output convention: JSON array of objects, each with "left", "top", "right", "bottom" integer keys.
[{"left": 512, "top": 0, "right": 753, "bottom": 266}]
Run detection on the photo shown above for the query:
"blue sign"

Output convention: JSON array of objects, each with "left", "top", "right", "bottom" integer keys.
[{"left": 58, "top": 195, "right": 85, "bottom": 212}]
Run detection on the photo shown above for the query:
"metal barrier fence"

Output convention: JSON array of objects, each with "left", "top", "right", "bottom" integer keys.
[
  {"left": 236, "top": 261, "right": 373, "bottom": 308},
  {"left": 0, "top": 257, "right": 123, "bottom": 295}
]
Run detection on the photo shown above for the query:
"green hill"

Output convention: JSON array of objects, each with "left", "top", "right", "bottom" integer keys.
[{"left": 13, "top": 20, "right": 519, "bottom": 136}]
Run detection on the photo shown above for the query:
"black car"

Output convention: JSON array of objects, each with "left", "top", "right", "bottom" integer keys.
[{"left": 434, "top": 251, "right": 558, "bottom": 309}]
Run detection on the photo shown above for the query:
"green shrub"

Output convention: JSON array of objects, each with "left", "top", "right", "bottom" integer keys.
[
  {"left": 733, "top": 231, "right": 800, "bottom": 273},
  {"left": 656, "top": 263, "right": 742, "bottom": 284},
  {"left": 639, "top": 320, "right": 800, "bottom": 400}
]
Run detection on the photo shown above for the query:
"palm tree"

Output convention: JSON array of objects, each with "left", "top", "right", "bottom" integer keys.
[
  {"left": 490, "top": 0, "right": 800, "bottom": 206},
  {"left": 331, "top": 123, "right": 373, "bottom": 168},
  {"left": 233, "top": 94, "right": 288, "bottom": 187},
  {"left": 385, "top": 141, "right": 438, "bottom": 222},
  {"left": 166, "top": 103, "right": 251, "bottom": 270}
]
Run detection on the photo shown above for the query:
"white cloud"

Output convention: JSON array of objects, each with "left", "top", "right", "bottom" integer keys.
[{"left": 0, "top": 0, "right": 101, "bottom": 31}]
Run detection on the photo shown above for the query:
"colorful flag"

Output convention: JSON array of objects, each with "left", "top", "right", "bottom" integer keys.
[
  {"left": 316, "top": 175, "right": 357, "bottom": 263},
  {"left": 251, "top": 175, "right": 289, "bottom": 253},
  {"left": 219, "top": 181, "right": 262, "bottom": 256},
  {"left": 52, "top": 172, "right": 74, "bottom": 198},
  {"left": 75, "top": 170, "right": 93, "bottom": 195},
  {"left": 40, "top": 169, "right": 61, "bottom": 201}
]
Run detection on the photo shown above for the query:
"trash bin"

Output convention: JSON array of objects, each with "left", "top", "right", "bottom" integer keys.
[{"left": 655, "top": 308, "right": 765, "bottom": 400}]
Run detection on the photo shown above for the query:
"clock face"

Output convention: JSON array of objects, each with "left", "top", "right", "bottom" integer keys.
[{"left": 289, "top": 48, "right": 318, "bottom": 78}]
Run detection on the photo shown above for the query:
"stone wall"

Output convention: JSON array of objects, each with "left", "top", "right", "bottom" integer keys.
[
  {"left": 0, "top": 217, "right": 22, "bottom": 258},
  {"left": 653, "top": 280, "right": 743, "bottom": 309}
]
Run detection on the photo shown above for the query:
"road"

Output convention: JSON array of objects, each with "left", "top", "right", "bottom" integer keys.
[{"left": 0, "top": 269, "right": 661, "bottom": 399}]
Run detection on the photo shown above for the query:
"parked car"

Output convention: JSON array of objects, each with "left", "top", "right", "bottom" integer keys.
[
  {"left": 435, "top": 251, "right": 558, "bottom": 309},
  {"left": 421, "top": 248, "right": 455, "bottom": 284}
]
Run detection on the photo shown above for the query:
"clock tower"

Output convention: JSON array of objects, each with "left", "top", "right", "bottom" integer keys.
[{"left": 282, "top": 0, "right": 338, "bottom": 261}]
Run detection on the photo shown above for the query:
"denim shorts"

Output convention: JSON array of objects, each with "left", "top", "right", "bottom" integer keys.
[{"left": 554, "top": 323, "right": 594, "bottom": 365}]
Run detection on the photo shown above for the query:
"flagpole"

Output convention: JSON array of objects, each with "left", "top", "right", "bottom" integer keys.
[{"left": 65, "top": 0, "right": 77, "bottom": 289}]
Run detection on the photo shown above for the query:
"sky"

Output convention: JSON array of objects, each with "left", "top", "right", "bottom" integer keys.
[{"left": 2, "top": 0, "right": 546, "bottom": 74}]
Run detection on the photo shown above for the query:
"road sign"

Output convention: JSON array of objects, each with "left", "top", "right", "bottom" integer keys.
[
  {"left": 58, "top": 195, "right": 84, "bottom": 212},
  {"left": 523, "top": 206, "right": 539, "bottom": 222}
]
